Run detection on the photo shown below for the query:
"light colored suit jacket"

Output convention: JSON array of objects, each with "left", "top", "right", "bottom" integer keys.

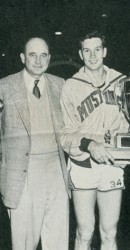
[{"left": 0, "top": 70, "right": 70, "bottom": 208}]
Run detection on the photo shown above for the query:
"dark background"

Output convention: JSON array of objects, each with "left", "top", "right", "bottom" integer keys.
[
  {"left": 0, "top": 0, "right": 130, "bottom": 249},
  {"left": 0, "top": 0, "right": 130, "bottom": 79}
]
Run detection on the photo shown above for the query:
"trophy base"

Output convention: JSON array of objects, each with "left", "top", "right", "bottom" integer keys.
[
  {"left": 116, "top": 133, "right": 130, "bottom": 148},
  {"left": 108, "top": 148, "right": 130, "bottom": 165}
]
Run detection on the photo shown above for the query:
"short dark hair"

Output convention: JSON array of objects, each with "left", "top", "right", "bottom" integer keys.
[{"left": 79, "top": 31, "right": 106, "bottom": 49}]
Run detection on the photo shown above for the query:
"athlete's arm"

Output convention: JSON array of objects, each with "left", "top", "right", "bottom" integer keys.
[{"left": 60, "top": 82, "right": 86, "bottom": 158}]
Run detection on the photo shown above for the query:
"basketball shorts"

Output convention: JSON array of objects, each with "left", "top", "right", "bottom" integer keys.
[{"left": 68, "top": 159, "right": 124, "bottom": 191}]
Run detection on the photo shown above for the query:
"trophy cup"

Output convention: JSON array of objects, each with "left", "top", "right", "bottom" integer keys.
[{"left": 108, "top": 77, "right": 130, "bottom": 165}]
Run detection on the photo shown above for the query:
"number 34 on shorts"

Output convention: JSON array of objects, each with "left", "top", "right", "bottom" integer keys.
[
  {"left": 110, "top": 179, "right": 123, "bottom": 189},
  {"left": 99, "top": 166, "right": 124, "bottom": 191}
]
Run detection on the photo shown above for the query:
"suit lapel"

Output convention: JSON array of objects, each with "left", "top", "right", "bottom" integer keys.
[
  {"left": 11, "top": 72, "right": 62, "bottom": 139},
  {"left": 45, "top": 74, "right": 63, "bottom": 133},
  {"left": 45, "top": 74, "right": 70, "bottom": 197},
  {"left": 11, "top": 71, "right": 31, "bottom": 138}
]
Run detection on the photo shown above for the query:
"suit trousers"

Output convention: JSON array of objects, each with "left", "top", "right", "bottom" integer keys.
[{"left": 8, "top": 152, "right": 69, "bottom": 250}]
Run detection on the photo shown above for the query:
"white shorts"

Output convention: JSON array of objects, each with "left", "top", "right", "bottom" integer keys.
[{"left": 69, "top": 159, "right": 124, "bottom": 191}]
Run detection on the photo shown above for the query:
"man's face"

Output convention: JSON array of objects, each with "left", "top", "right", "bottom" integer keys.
[
  {"left": 79, "top": 37, "right": 107, "bottom": 71},
  {"left": 20, "top": 38, "right": 51, "bottom": 79}
]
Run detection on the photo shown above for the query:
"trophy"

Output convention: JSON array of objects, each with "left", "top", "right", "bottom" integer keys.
[{"left": 107, "top": 77, "right": 130, "bottom": 165}]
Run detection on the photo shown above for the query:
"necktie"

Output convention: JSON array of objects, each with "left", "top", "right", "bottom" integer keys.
[{"left": 33, "top": 79, "right": 41, "bottom": 99}]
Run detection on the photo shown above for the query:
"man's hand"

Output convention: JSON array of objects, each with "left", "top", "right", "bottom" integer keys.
[{"left": 88, "top": 141, "right": 115, "bottom": 165}]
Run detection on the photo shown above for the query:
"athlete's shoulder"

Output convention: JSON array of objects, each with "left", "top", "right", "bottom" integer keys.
[
  {"left": 105, "top": 65, "right": 125, "bottom": 82},
  {"left": 62, "top": 71, "right": 78, "bottom": 89},
  {"left": 65, "top": 67, "right": 85, "bottom": 88},
  {"left": 61, "top": 71, "right": 81, "bottom": 98}
]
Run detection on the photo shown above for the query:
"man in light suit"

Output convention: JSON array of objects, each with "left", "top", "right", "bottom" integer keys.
[{"left": 0, "top": 36, "right": 70, "bottom": 250}]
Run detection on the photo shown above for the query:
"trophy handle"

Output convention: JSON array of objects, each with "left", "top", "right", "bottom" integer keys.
[
  {"left": 107, "top": 77, "right": 130, "bottom": 165},
  {"left": 120, "top": 77, "right": 130, "bottom": 123}
]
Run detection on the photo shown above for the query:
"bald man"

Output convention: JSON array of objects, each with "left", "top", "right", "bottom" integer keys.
[{"left": 0, "top": 37, "right": 70, "bottom": 250}]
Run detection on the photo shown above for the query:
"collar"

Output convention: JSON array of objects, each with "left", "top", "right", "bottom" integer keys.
[
  {"left": 78, "top": 65, "right": 110, "bottom": 89},
  {"left": 23, "top": 69, "right": 45, "bottom": 94}
]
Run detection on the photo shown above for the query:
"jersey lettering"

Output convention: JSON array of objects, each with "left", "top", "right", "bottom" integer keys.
[
  {"left": 84, "top": 95, "right": 94, "bottom": 113},
  {"left": 77, "top": 103, "right": 89, "bottom": 122},
  {"left": 103, "top": 90, "right": 121, "bottom": 105},
  {"left": 77, "top": 84, "right": 121, "bottom": 123},
  {"left": 77, "top": 89, "right": 103, "bottom": 122},
  {"left": 91, "top": 90, "right": 103, "bottom": 108}
]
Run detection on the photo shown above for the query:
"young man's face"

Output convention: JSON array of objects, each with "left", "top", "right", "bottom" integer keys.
[
  {"left": 79, "top": 37, "right": 107, "bottom": 71},
  {"left": 20, "top": 38, "right": 51, "bottom": 79}
]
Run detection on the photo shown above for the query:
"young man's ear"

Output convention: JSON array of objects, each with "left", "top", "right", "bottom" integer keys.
[
  {"left": 79, "top": 50, "right": 83, "bottom": 60},
  {"left": 103, "top": 47, "right": 107, "bottom": 58},
  {"left": 20, "top": 53, "right": 25, "bottom": 64}
]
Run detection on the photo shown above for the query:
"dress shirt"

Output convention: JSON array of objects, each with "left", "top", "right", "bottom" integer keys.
[{"left": 23, "top": 69, "right": 45, "bottom": 95}]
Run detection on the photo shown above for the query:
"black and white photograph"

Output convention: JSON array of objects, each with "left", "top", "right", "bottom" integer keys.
[{"left": 0, "top": 1, "right": 130, "bottom": 250}]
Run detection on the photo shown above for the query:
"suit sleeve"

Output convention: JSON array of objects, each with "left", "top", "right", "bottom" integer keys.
[
  {"left": 0, "top": 81, "right": 4, "bottom": 166},
  {"left": 0, "top": 81, "right": 3, "bottom": 122}
]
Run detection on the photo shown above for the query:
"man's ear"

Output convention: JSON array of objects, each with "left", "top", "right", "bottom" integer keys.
[
  {"left": 103, "top": 47, "right": 107, "bottom": 58},
  {"left": 79, "top": 50, "right": 83, "bottom": 60},
  {"left": 48, "top": 54, "right": 51, "bottom": 62},
  {"left": 20, "top": 53, "right": 25, "bottom": 64}
]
